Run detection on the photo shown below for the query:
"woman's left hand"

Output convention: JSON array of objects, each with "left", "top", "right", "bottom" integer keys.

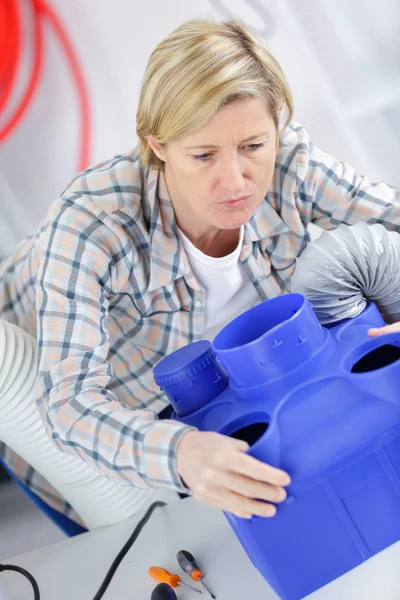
[{"left": 368, "top": 322, "right": 400, "bottom": 337}]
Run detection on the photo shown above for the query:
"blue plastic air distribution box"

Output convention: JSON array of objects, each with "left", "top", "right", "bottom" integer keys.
[{"left": 153, "top": 293, "right": 400, "bottom": 600}]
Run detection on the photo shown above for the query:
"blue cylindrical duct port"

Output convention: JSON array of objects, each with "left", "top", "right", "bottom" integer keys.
[
  {"left": 222, "top": 419, "right": 269, "bottom": 446},
  {"left": 153, "top": 340, "right": 229, "bottom": 417},
  {"left": 218, "top": 411, "right": 275, "bottom": 464},
  {"left": 213, "top": 293, "right": 326, "bottom": 388}
]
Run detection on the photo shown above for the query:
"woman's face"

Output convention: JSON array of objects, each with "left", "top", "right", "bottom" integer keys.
[{"left": 153, "top": 96, "right": 277, "bottom": 233}]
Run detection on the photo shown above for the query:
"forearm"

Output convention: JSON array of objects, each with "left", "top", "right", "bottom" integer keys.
[{"left": 34, "top": 369, "right": 195, "bottom": 491}]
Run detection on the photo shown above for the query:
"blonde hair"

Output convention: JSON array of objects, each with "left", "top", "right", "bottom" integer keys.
[{"left": 136, "top": 19, "right": 294, "bottom": 169}]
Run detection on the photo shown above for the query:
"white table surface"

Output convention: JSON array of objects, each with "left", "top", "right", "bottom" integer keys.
[{"left": 1, "top": 497, "right": 400, "bottom": 600}]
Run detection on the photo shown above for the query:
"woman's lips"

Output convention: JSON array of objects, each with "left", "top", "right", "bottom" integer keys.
[{"left": 219, "top": 195, "right": 251, "bottom": 208}]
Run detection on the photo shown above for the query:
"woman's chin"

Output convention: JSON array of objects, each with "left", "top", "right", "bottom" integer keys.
[{"left": 213, "top": 206, "right": 255, "bottom": 230}]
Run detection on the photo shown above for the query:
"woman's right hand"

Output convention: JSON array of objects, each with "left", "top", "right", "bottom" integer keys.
[{"left": 176, "top": 430, "right": 290, "bottom": 519}]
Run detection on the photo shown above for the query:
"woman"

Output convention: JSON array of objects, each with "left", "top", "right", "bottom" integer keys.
[{"left": 1, "top": 18, "right": 399, "bottom": 525}]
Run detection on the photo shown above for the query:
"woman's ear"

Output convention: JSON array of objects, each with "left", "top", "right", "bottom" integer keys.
[{"left": 147, "top": 136, "right": 167, "bottom": 162}]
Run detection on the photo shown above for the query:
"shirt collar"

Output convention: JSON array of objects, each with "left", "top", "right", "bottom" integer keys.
[
  {"left": 245, "top": 195, "right": 288, "bottom": 243},
  {"left": 147, "top": 166, "right": 191, "bottom": 292}
]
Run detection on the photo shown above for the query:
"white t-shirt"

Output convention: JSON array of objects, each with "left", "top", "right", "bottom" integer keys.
[{"left": 179, "top": 226, "right": 260, "bottom": 340}]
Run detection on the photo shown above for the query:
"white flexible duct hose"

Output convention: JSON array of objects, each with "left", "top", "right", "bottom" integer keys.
[
  {"left": 292, "top": 223, "right": 400, "bottom": 325},
  {"left": 0, "top": 319, "right": 178, "bottom": 529}
]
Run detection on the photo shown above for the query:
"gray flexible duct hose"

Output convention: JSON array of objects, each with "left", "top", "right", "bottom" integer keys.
[
  {"left": 292, "top": 223, "right": 400, "bottom": 325},
  {"left": 0, "top": 320, "right": 178, "bottom": 529}
]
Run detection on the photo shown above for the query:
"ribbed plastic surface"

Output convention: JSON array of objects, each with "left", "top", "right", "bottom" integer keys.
[
  {"left": 154, "top": 340, "right": 228, "bottom": 416},
  {"left": 292, "top": 222, "right": 400, "bottom": 325},
  {"left": 0, "top": 320, "right": 178, "bottom": 530},
  {"left": 153, "top": 293, "right": 400, "bottom": 600}
]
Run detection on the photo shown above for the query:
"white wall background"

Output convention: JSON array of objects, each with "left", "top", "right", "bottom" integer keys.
[{"left": 0, "top": 0, "right": 399, "bottom": 252}]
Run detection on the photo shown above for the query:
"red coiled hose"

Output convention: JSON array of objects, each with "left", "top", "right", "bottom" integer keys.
[{"left": 0, "top": 0, "right": 91, "bottom": 170}]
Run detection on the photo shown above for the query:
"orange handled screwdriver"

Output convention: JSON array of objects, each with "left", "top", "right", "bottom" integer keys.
[
  {"left": 177, "top": 550, "right": 216, "bottom": 599},
  {"left": 148, "top": 566, "right": 202, "bottom": 594}
]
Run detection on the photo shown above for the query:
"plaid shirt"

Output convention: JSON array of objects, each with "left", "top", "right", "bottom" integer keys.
[{"left": 1, "top": 122, "right": 399, "bottom": 523}]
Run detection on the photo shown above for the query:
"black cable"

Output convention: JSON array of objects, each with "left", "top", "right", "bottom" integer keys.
[
  {"left": 0, "top": 563, "right": 40, "bottom": 599},
  {"left": 92, "top": 500, "right": 167, "bottom": 600},
  {"left": 0, "top": 500, "right": 166, "bottom": 600}
]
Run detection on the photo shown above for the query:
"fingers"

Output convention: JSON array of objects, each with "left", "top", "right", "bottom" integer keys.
[
  {"left": 218, "top": 470, "right": 287, "bottom": 504},
  {"left": 176, "top": 430, "right": 291, "bottom": 520},
  {"left": 229, "top": 438, "right": 250, "bottom": 453},
  {"left": 368, "top": 322, "right": 400, "bottom": 337},
  {"left": 232, "top": 451, "right": 291, "bottom": 487},
  {"left": 194, "top": 486, "right": 278, "bottom": 519}
]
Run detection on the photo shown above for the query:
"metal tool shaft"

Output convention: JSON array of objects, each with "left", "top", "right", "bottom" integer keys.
[{"left": 179, "top": 580, "right": 202, "bottom": 594}]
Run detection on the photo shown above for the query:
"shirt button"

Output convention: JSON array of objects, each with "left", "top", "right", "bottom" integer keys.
[{"left": 194, "top": 300, "right": 203, "bottom": 308}]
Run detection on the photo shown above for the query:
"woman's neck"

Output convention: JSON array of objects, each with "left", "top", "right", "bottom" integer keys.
[{"left": 179, "top": 224, "right": 241, "bottom": 258}]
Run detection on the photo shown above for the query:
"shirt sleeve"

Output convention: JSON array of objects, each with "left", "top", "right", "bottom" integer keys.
[
  {"left": 293, "top": 127, "right": 400, "bottom": 232},
  {"left": 34, "top": 197, "right": 195, "bottom": 491}
]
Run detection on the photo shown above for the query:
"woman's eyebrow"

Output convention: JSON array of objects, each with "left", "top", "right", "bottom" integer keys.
[{"left": 184, "top": 132, "right": 270, "bottom": 150}]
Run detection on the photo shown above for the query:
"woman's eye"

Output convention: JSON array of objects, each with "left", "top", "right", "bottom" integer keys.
[
  {"left": 192, "top": 143, "right": 264, "bottom": 162},
  {"left": 246, "top": 142, "right": 264, "bottom": 152},
  {"left": 193, "top": 153, "right": 213, "bottom": 162}
]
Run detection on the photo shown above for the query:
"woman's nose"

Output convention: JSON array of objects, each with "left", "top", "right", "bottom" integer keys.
[{"left": 218, "top": 157, "right": 246, "bottom": 196}]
